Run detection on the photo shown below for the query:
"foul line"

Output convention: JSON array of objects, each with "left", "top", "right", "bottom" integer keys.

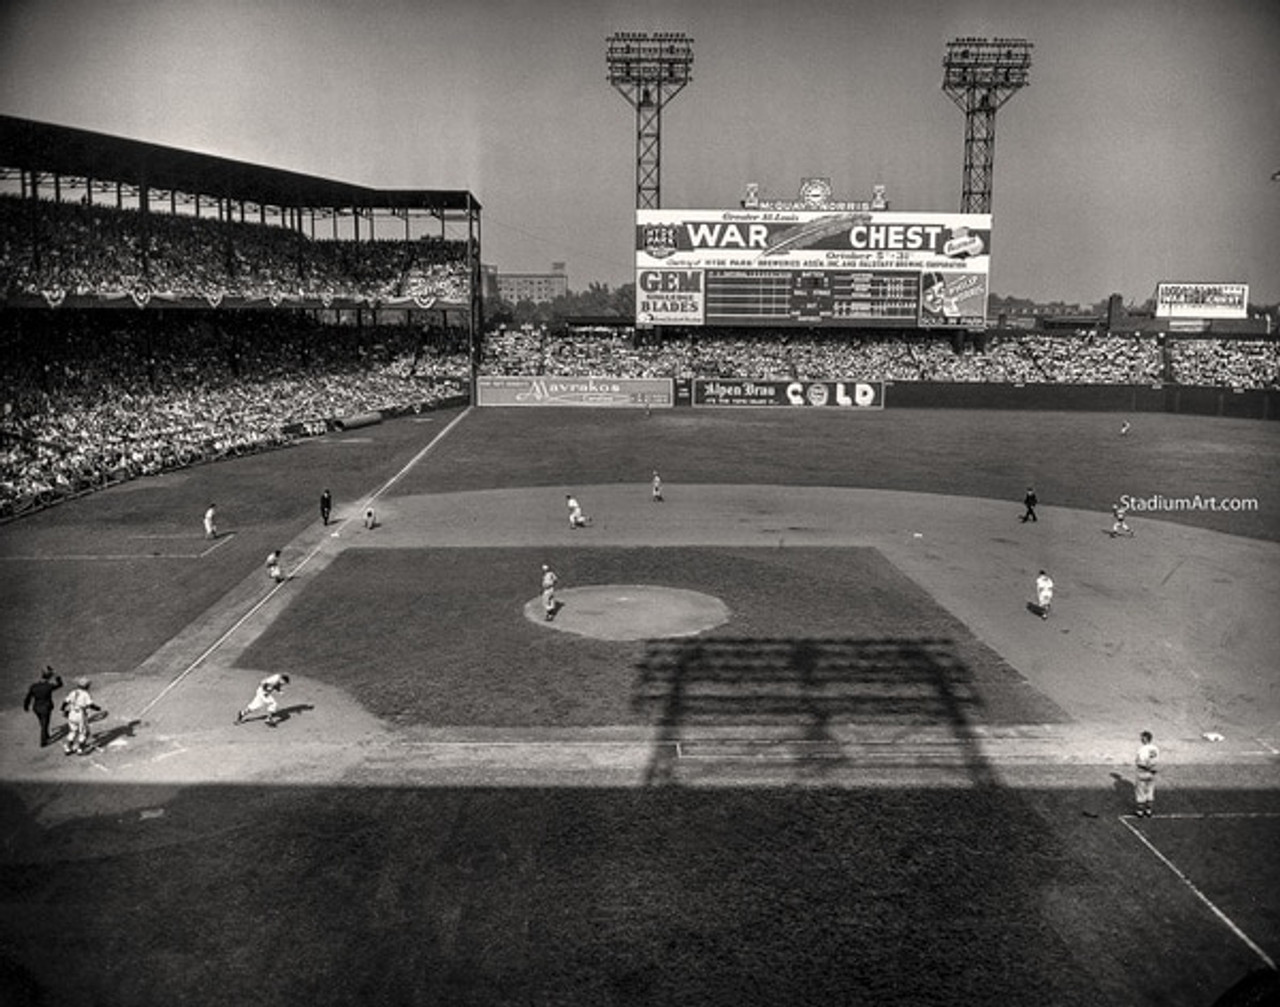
[
  {"left": 134, "top": 408, "right": 472, "bottom": 719},
  {"left": 1120, "top": 815, "right": 1276, "bottom": 969}
]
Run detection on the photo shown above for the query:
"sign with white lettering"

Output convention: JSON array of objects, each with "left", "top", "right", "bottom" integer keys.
[
  {"left": 476, "top": 376, "right": 673, "bottom": 408},
  {"left": 637, "top": 209, "right": 990, "bottom": 328}
]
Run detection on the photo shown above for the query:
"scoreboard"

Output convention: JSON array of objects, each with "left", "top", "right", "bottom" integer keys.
[{"left": 636, "top": 209, "right": 990, "bottom": 329}]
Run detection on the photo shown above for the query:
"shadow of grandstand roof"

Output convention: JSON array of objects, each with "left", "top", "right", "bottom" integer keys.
[{"left": 0, "top": 115, "right": 480, "bottom": 213}]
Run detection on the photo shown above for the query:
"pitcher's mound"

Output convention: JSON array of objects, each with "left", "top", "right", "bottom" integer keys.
[{"left": 524, "top": 585, "right": 730, "bottom": 641}]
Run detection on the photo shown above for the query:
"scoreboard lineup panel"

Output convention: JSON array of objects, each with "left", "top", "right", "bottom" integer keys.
[
  {"left": 636, "top": 208, "right": 991, "bottom": 330},
  {"left": 704, "top": 270, "right": 922, "bottom": 325}
]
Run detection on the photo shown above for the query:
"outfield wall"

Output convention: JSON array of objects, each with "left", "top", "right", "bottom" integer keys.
[
  {"left": 883, "top": 382, "right": 1278, "bottom": 420},
  {"left": 473, "top": 376, "right": 1276, "bottom": 420}
]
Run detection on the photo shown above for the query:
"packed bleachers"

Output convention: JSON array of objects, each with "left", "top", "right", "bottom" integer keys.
[
  {"left": 480, "top": 326, "right": 1278, "bottom": 389},
  {"left": 0, "top": 311, "right": 470, "bottom": 520},
  {"left": 0, "top": 194, "right": 469, "bottom": 302}
]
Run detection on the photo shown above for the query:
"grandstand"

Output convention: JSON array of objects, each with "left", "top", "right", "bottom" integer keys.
[{"left": 2, "top": 116, "right": 1278, "bottom": 526}]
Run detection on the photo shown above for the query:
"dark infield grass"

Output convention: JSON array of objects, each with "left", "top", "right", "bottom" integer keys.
[{"left": 234, "top": 546, "right": 1069, "bottom": 729}]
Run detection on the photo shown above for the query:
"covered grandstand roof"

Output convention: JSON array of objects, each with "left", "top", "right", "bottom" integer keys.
[{"left": 0, "top": 114, "right": 479, "bottom": 212}]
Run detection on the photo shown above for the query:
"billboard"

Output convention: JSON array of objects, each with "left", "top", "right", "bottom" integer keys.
[
  {"left": 476, "top": 375, "right": 672, "bottom": 408},
  {"left": 636, "top": 209, "right": 990, "bottom": 329},
  {"left": 1155, "top": 282, "right": 1248, "bottom": 320},
  {"left": 693, "top": 379, "right": 885, "bottom": 408}
]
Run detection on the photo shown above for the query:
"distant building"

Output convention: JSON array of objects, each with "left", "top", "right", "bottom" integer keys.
[{"left": 497, "top": 263, "right": 568, "bottom": 304}]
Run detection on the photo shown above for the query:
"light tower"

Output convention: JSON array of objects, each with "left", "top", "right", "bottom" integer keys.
[
  {"left": 606, "top": 31, "right": 694, "bottom": 209},
  {"left": 942, "top": 37, "right": 1032, "bottom": 213}
]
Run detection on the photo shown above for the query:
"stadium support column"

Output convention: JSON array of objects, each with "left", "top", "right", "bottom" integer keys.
[
  {"left": 941, "top": 38, "right": 1032, "bottom": 214},
  {"left": 607, "top": 32, "right": 694, "bottom": 209},
  {"left": 469, "top": 194, "right": 483, "bottom": 399}
]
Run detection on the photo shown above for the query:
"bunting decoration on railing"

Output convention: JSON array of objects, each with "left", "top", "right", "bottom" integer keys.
[
  {"left": 41, "top": 286, "right": 67, "bottom": 309},
  {"left": 129, "top": 282, "right": 153, "bottom": 308}
]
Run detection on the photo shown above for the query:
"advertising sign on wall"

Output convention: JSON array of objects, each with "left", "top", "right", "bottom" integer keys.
[
  {"left": 476, "top": 376, "right": 673, "bottom": 408},
  {"left": 693, "top": 379, "right": 885, "bottom": 408}
]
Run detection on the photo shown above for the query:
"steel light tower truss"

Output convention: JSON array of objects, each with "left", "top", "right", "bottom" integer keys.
[
  {"left": 942, "top": 37, "right": 1032, "bottom": 214},
  {"left": 607, "top": 32, "right": 694, "bottom": 210}
]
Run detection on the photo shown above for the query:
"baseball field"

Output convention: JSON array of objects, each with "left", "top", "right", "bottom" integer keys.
[{"left": 1, "top": 403, "right": 1278, "bottom": 1006}]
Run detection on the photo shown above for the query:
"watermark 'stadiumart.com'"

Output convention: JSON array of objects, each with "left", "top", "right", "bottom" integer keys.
[{"left": 1120, "top": 493, "right": 1260, "bottom": 513}]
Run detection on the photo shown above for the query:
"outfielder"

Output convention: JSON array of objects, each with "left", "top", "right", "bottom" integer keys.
[
  {"left": 235, "top": 673, "right": 291, "bottom": 728},
  {"left": 652, "top": 471, "right": 664, "bottom": 503},
  {"left": 203, "top": 503, "right": 218, "bottom": 539}
]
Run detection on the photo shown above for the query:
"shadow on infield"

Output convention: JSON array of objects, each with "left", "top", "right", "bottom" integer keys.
[{"left": 633, "top": 635, "right": 1001, "bottom": 787}]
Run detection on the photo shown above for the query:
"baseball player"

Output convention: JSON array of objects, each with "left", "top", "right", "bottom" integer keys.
[
  {"left": 235, "top": 673, "right": 291, "bottom": 727},
  {"left": 652, "top": 471, "right": 664, "bottom": 503},
  {"left": 364, "top": 506, "right": 376, "bottom": 529},
  {"left": 1134, "top": 731, "right": 1159, "bottom": 817},
  {"left": 566, "top": 494, "right": 590, "bottom": 529},
  {"left": 1035, "top": 570, "right": 1054, "bottom": 619},
  {"left": 320, "top": 489, "right": 333, "bottom": 526},
  {"left": 203, "top": 503, "right": 218, "bottom": 539},
  {"left": 266, "top": 549, "right": 285, "bottom": 583},
  {"left": 1110, "top": 501, "right": 1133, "bottom": 538},
  {"left": 62, "top": 677, "right": 101, "bottom": 756},
  {"left": 541, "top": 564, "right": 559, "bottom": 621}
]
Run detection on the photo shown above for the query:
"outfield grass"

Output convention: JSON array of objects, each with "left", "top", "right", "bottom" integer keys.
[{"left": 403, "top": 407, "right": 1280, "bottom": 542}]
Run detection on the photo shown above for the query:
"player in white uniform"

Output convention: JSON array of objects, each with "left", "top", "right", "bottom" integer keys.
[
  {"left": 62, "top": 677, "right": 101, "bottom": 756},
  {"left": 566, "top": 494, "right": 589, "bottom": 529},
  {"left": 1035, "top": 570, "right": 1054, "bottom": 619},
  {"left": 541, "top": 564, "right": 559, "bottom": 621},
  {"left": 1110, "top": 502, "right": 1133, "bottom": 538},
  {"left": 203, "top": 503, "right": 218, "bottom": 539},
  {"left": 1134, "top": 731, "right": 1159, "bottom": 816},
  {"left": 652, "top": 471, "right": 664, "bottom": 503},
  {"left": 235, "top": 673, "right": 291, "bottom": 727},
  {"left": 266, "top": 550, "right": 285, "bottom": 583}
]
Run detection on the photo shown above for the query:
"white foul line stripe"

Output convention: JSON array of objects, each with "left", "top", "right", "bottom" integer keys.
[
  {"left": 1120, "top": 815, "right": 1276, "bottom": 969},
  {"left": 134, "top": 408, "right": 471, "bottom": 718}
]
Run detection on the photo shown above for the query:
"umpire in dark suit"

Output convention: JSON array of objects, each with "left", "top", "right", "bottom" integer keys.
[
  {"left": 23, "top": 666, "right": 63, "bottom": 747},
  {"left": 1021, "top": 487, "right": 1039, "bottom": 523}
]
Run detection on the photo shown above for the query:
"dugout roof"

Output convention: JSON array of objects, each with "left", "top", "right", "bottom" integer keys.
[{"left": 0, "top": 115, "right": 479, "bottom": 212}]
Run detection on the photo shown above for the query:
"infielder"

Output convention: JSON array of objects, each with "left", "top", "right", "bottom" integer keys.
[
  {"left": 266, "top": 549, "right": 285, "bottom": 583},
  {"left": 203, "top": 503, "right": 218, "bottom": 539},
  {"left": 235, "top": 673, "right": 291, "bottom": 727},
  {"left": 1110, "top": 501, "right": 1133, "bottom": 538},
  {"left": 541, "top": 564, "right": 559, "bottom": 621},
  {"left": 1035, "top": 570, "right": 1054, "bottom": 619},
  {"left": 566, "top": 494, "right": 590, "bottom": 529},
  {"left": 1134, "top": 730, "right": 1158, "bottom": 817}
]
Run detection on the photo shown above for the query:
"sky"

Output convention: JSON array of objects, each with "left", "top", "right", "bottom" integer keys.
[{"left": 2, "top": 0, "right": 1278, "bottom": 306}]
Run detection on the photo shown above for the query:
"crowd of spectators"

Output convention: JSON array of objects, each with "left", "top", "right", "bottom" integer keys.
[
  {"left": 481, "top": 328, "right": 1179, "bottom": 384},
  {"left": 1, "top": 311, "right": 469, "bottom": 520},
  {"left": 0, "top": 194, "right": 470, "bottom": 303},
  {"left": 1168, "top": 338, "right": 1280, "bottom": 390}
]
